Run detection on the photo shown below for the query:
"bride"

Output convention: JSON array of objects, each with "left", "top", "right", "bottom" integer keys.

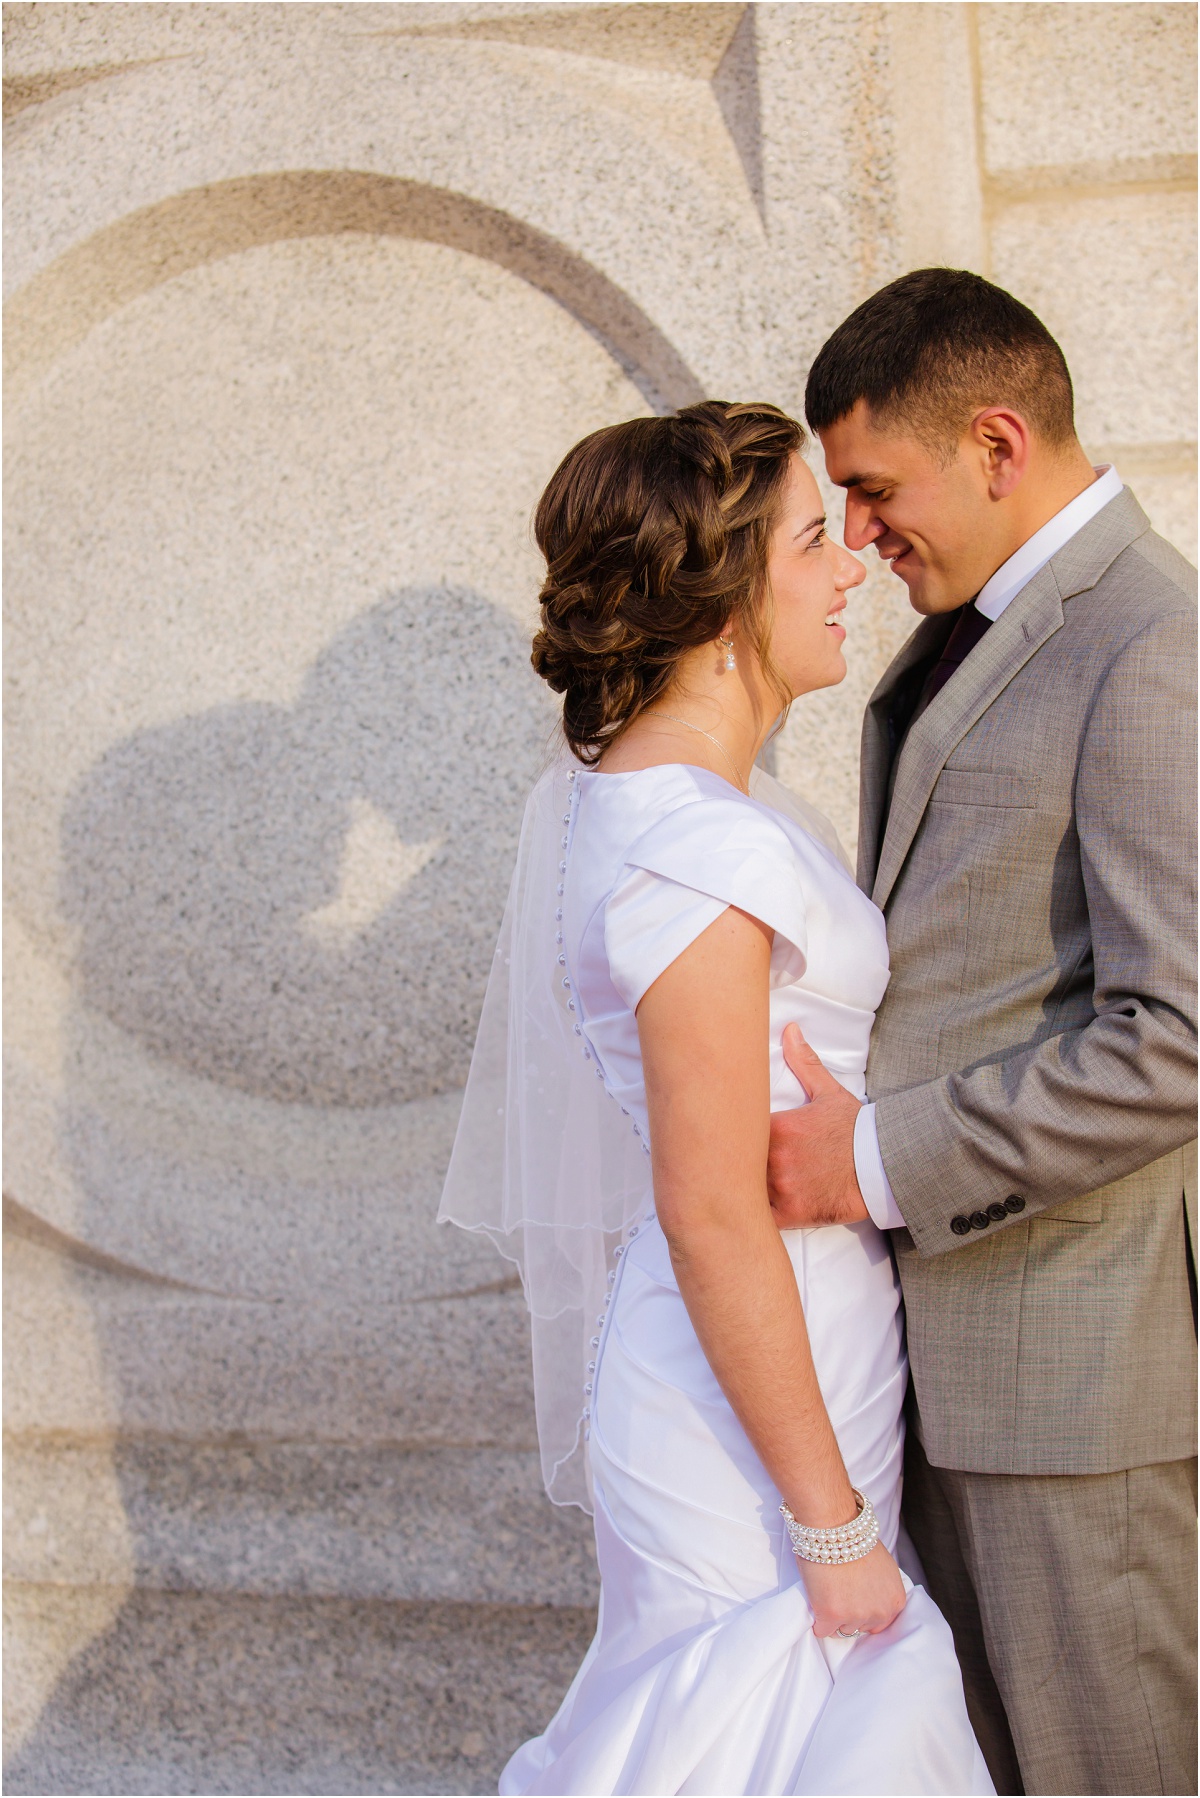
[{"left": 440, "top": 401, "right": 993, "bottom": 1796}]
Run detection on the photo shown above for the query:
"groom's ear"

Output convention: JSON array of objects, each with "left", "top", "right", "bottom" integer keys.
[{"left": 966, "top": 407, "right": 1031, "bottom": 500}]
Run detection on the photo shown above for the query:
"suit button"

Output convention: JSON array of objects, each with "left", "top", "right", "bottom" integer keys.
[
  {"left": 1004, "top": 1195, "right": 1026, "bottom": 1214},
  {"left": 950, "top": 1215, "right": 972, "bottom": 1235},
  {"left": 986, "top": 1201, "right": 1008, "bottom": 1222},
  {"left": 970, "top": 1211, "right": 991, "bottom": 1231}
]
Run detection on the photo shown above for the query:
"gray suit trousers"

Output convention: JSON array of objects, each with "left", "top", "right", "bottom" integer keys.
[{"left": 904, "top": 1433, "right": 1198, "bottom": 1796}]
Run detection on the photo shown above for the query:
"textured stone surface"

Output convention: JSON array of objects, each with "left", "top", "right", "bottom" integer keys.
[
  {"left": 881, "top": 2, "right": 983, "bottom": 273},
  {"left": 5, "top": 1218, "right": 533, "bottom": 1447},
  {"left": 6, "top": 233, "right": 619, "bottom": 1104},
  {"left": 979, "top": 3, "right": 1197, "bottom": 187},
  {"left": 1125, "top": 465, "right": 1200, "bottom": 573},
  {"left": 4, "top": 3, "right": 1195, "bottom": 1788},
  {"left": 4, "top": 1588, "right": 596, "bottom": 1795},
  {"left": 1, "top": 2, "right": 745, "bottom": 82},
  {"left": 991, "top": 189, "right": 1198, "bottom": 451},
  {"left": 2, "top": 33, "right": 769, "bottom": 403},
  {"left": 8, "top": 1436, "right": 599, "bottom": 1608}
]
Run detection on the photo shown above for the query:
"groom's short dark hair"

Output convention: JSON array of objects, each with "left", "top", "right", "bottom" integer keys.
[{"left": 805, "top": 268, "right": 1076, "bottom": 458}]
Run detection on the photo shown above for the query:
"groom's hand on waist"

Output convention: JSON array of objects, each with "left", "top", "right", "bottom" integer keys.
[{"left": 767, "top": 1025, "right": 870, "bottom": 1228}]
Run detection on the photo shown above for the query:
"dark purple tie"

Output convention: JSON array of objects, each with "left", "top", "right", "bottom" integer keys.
[{"left": 911, "top": 602, "right": 992, "bottom": 722}]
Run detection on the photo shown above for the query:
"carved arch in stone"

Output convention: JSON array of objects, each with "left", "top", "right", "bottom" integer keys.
[{"left": 4, "top": 170, "right": 707, "bottom": 413}]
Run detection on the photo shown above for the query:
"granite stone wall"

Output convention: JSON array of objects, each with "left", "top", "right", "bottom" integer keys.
[{"left": 4, "top": 5, "right": 1195, "bottom": 1791}]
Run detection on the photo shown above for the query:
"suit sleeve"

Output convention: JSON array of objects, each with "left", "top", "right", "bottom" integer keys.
[{"left": 874, "top": 605, "right": 1198, "bottom": 1257}]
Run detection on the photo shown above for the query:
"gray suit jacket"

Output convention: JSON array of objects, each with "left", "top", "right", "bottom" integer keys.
[{"left": 862, "top": 487, "right": 1198, "bottom": 1475}]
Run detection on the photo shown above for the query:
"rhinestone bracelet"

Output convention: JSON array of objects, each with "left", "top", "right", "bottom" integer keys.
[{"left": 779, "top": 1488, "right": 879, "bottom": 1564}]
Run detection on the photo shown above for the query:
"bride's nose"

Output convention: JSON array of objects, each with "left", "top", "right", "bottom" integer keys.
[{"left": 835, "top": 545, "right": 866, "bottom": 591}]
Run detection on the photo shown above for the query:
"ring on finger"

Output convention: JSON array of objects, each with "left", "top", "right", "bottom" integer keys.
[{"left": 835, "top": 1625, "right": 864, "bottom": 1638}]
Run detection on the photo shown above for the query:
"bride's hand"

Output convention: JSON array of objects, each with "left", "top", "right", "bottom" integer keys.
[{"left": 800, "top": 1541, "right": 908, "bottom": 1638}]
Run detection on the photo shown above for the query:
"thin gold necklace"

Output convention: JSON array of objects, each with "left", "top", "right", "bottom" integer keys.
[{"left": 645, "top": 711, "right": 749, "bottom": 795}]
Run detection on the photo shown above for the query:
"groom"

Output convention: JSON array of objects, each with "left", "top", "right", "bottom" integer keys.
[{"left": 767, "top": 269, "right": 1197, "bottom": 1796}]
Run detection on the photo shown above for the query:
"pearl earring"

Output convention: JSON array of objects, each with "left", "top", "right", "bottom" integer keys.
[{"left": 717, "top": 634, "right": 736, "bottom": 673}]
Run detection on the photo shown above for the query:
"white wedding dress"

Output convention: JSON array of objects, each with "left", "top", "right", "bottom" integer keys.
[{"left": 490, "top": 762, "right": 993, "bottom": 1797}]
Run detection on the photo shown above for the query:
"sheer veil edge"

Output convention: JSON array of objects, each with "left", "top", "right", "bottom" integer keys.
[{"left": 438, "top": 754, "right": 653, "bottom": 1511}]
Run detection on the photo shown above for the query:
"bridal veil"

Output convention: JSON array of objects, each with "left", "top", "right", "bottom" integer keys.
[{"left": 438, "top": 755, "right": 653, "bottom": 1510}]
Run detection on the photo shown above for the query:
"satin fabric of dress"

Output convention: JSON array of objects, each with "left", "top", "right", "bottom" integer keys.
[{"left": 501, "top": 766, "right": 993, "bottom": 1797}]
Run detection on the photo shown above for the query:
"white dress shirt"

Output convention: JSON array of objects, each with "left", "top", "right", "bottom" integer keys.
[{"left": 853, "top": 465, "right": 1124, "bottom": 1230}]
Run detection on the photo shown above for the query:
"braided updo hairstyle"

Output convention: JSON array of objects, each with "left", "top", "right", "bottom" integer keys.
[{"left": 531, "top": 400, "right": 805, "bottom": 763}]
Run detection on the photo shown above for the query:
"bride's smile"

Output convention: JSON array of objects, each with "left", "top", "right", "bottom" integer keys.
[{"left": 760, "top": 453, "right": 864, "bottom": 700}]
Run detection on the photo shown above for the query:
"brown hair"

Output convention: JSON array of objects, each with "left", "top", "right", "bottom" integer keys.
[
  {"left": 805, "top": 268, "right": 1076, "bottom": 459},
  {"left": 531, "top": 400, "right": 804, "bottom": 763}
]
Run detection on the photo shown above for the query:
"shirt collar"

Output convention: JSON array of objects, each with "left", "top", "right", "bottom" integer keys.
[{"left": 974, "top": 464, "right": 1125, "bottom": 622}]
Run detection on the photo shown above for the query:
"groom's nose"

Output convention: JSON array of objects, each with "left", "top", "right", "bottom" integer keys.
[{"left": 842, "top": 491, "right": 884, "bottom": 551}]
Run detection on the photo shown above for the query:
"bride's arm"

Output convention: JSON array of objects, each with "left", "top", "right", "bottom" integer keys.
[{"left": 636, "top": 903, "right": 906, "bottom": 1638}]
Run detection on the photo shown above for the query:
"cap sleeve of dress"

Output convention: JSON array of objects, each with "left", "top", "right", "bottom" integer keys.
[{"left": 604, "top": 795, "right": 808, "bottom": 1013}]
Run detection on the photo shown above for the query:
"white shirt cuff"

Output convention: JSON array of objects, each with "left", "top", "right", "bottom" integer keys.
[{"left": 854, "top": 1103, "right": 906, "bottom": 1230}]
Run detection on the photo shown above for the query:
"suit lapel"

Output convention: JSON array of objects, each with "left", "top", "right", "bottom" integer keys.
[
  {"left": 872, "top": 569, "right": 1064, "bottom": 909},
  {"left": 867, "top": 484, "right": 1153, "bottom": 912}
]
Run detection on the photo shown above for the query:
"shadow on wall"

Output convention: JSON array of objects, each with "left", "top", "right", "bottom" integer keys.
[
  {"left": 2, "top": 1589, "right": 596, "bottom": 1797},
  {"left": 59, "top": 585, "right": 559, "bottom": 1110},
  {"left": 3, "top": 584, "right": 589, "bottom": 1793}
]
